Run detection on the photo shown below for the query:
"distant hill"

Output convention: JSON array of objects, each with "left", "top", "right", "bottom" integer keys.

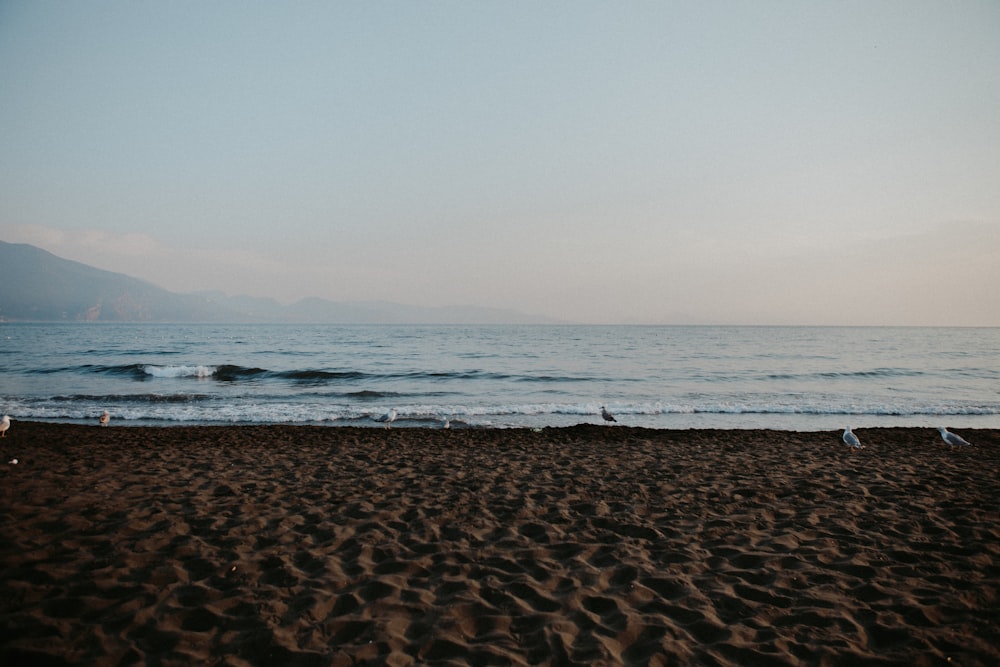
[{"left": 0, "top": 241, "right": 556, "bottom": 324}]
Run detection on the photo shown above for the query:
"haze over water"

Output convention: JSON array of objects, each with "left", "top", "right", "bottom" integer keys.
[{"left": 2, "top": 324, "right": 998, "bottom": 431}]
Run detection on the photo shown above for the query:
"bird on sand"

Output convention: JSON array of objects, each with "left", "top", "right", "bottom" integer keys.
[
  {"left": 0, "top": 415, "right": 9, "bottom": 438},
  {"left": 376, "top": 408, "right": 397, "bottom": 429},
  {"left": 99, "top": 410, "right": 110, "bottom": 427},
  {"left": 937, "top": 427, "right": 971, "bottom": 447},
  {"left": 601, "top": 406, "right": 617, "bottom": 423},
  {"left": 842, "top": 426, "right": 862, "bottom": 449}
]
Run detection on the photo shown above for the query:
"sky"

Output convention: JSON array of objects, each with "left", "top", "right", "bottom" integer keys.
[{"left": 1, "top": 1, "right": 999, "bottom": 326}]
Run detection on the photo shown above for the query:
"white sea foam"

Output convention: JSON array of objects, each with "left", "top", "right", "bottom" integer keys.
[{"left": 144, "top": 365, "right": 216, "bottom": 379}]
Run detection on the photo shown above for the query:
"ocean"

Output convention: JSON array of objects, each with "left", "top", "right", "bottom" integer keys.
[{"left": 1, "top": 323, "right": 998, "bottom": 430}]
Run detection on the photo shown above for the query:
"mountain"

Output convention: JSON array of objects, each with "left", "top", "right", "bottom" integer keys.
[
  {"left": 0, "top": 242, "right": 233, "bottom": 322},
  {"left": 0, "top": 241, "right": 556, "bottom": 324}
]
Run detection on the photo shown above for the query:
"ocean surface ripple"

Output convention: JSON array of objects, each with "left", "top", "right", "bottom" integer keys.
[{"left": 2, "top": 324, "right": 998, "bottom": 429}]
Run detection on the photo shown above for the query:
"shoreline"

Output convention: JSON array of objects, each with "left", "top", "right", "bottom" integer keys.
[
  {"left": 2, "top": 422, "right": 998, "bottom": 665},
  {"left": 9, "top": 417, "right": 1000, "bottom": 431}
]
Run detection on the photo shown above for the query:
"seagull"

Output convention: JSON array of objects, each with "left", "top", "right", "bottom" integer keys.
[
  {"left": 601, "top": 406, "right": 617, "bottom": 423},
  {"left": 376, "top": 408, "right": 397, "bottom": 429},
  {"left": 0, "top": 415, "right": 9, "bottom": 438},
  {"left": 938, "top": 427, "right": 971, "bottom": 447},
  {"left": 441, "top": 416, "right": 451, "bottom": 430},
  {"left": 99, "top": 410, "right": 110, "bottom": 427},
  {"left": 842, "top": 426, "right": 862, "bottom": 449}
]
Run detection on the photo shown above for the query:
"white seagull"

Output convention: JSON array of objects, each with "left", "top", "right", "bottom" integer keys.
[
  {"left": 937, "top": 427, "right": 971, "bottom": 447},
  {"left": 99, "top": 410, "right": 110, "bottom": 427},
  {"left": 376, "top": 408, "right": 397, "bottom": 429},
  {"left": 0, "top": 415, "right": 9, "bottom": 438},
  {"left": 842, "top": 426, "right": 862, "bottom": 449},
  {"left": 601, "top": 406, "right": 617, "bottom": 423}
]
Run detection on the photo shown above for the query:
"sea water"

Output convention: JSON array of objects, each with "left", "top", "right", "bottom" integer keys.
[{"left": 1, "top": 323, "right": 998, "bottom": 430}]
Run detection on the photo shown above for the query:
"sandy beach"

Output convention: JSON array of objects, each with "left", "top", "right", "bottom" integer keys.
[{"left": 1, "top": 422, "right": 997, "bottom": 666}]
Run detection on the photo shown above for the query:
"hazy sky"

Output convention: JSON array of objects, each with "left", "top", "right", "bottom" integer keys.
[{"left": 2, "top": 1, "right": 999, "bottom": 325}]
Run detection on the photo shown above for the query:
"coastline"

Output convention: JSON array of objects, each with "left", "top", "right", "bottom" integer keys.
[{"left": 2, "top": 422, "right": 998, "bottom": 665}]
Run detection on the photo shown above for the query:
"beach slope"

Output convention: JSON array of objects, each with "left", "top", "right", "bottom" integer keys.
[{"left": 1, "top": 423, "right": 998, "bottom": 665}]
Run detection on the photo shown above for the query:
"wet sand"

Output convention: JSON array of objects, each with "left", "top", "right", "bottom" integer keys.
[{"left": 1, "top": 422, "right": 998, "bottom": 666}]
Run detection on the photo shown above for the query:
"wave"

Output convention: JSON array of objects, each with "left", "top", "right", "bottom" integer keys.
[
  {"left": 144, "top": 365, "right": 216, "bottom": 379},
  {"left": 50, "top": 393, "right": 213, "bottom": 404},
  {"left": 386, "top": 370, "right": 514, "bottom": 381},
  {"left": 65, "top": 364, "right": 372, "bottom": 383},
  {"left": 275, "top": 369, "right": 370, "bottom": 382},
  {"left": 48, "top": 363, "right": 213, "bottom": 380},
  {"left": 418, "top": 402, "right": 1000, "bottom": 418},
  {"left": 47, "top": 363, "right": 993, "bottom": 387},
  {"left": 765, "top": 368, "right": 926, "bottom": 381},
  {"left": 5, "top": 397, "right": 999, "bottom": 427},
  {"left": 343, "top": 390, "right": 402, "bottom": 400},
  {"left": 764, "top": 367, "right": 1000, "bottom": 382},
  {"left": 8, "top": 381, "right": 1000, "bottom": 421},
  {"left": 50, "top": 363, "right": 602, "bottom": 385}
]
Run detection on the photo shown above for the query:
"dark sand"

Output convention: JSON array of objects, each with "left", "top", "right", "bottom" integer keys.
[{"left": 1, "top": 422, "right": 998, "bottom": 666}]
